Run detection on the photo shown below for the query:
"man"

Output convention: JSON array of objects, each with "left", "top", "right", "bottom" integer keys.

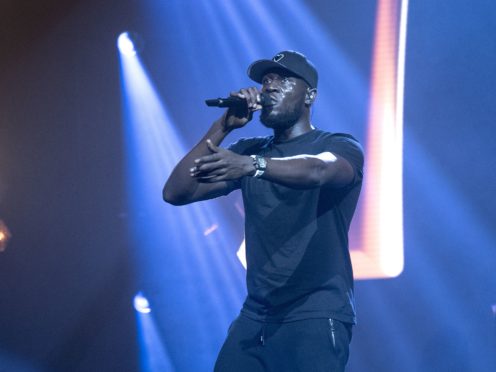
[{"left": 163, "top": 51, "right": 363, "bottom": 371}]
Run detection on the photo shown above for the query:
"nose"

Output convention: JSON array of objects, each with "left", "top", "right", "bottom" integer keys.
[{"left": 262, "top": 82, "right": 278, "bottom": 93}]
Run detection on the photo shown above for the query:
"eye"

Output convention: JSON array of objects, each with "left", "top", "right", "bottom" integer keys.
[
  {"left": 262, "top": 77, "right": 271, "bottom": 85},
  {"left": 281, "top": 77, "right": 289, "bottom": 83}
]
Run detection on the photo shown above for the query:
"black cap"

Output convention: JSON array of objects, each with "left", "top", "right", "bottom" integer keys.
[{"left": 247, "top": 50, "right": 318, "bottom": 89}]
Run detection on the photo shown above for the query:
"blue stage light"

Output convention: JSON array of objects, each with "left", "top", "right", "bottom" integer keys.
[
  {"left": 119, "top": 44, "right": 246, "bottom": 370},
  {"left": 134, "top": 292, "right": 151, "bottom": 314},
  {"left": 117, "top": 32, "right": 137, "bottom": 57}
]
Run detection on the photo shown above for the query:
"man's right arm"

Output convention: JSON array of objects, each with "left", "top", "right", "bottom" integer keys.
[
  {"left": 162, "top": 115, "right": 233, "bottom": 205},
  {"left": 163, "top": 87, "right": 261, "bottom": 205}
]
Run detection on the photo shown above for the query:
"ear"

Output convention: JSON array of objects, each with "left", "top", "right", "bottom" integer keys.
[{"left": 305, "top": 88, "right": 317, "bottom": 106}]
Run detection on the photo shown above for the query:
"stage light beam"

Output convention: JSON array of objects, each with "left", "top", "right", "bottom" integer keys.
[
  {"left": 118, "top": 32, "right": 138, "bottom": 57},
  {"left": 134, "top": 292, "right": 151, "bottom": 314}
]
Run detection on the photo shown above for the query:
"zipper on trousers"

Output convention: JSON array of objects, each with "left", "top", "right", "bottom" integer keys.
[{"left": 329, "top": 318, "right": 336, "bottom": 349}]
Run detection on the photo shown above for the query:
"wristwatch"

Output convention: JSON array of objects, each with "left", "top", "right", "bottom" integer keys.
[{"left": 250, "top": 155, "right": 267, "bottom": 178}]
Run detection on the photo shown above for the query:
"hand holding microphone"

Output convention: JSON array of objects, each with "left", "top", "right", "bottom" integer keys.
[{"left": 208, "top": 87, "right": 266, "bottom": 130}]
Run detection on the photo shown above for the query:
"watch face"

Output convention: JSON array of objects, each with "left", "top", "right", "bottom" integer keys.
[{"left": 257, "top": 156, "right": 267, "bottom": 170}]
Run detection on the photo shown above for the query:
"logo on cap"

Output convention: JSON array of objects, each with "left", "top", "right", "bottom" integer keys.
[{"left": 273, "top": 53, "right": 284, "bottom": 62}]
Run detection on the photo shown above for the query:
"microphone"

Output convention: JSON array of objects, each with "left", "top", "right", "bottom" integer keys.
[{"left": 205, "top": 93, "right": 270, "bottom": 108}]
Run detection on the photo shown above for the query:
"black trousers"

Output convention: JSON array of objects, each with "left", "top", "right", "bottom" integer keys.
[{"left": 214, "top": 315, "right": 352, "bottom": 372}]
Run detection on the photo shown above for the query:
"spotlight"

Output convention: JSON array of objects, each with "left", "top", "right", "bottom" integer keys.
[
  {"left": 0, "top": 220, "right": 11, "bottom": 252},
  {"left": 134, "top": 292, "right": 151, "bottom": 314},
  {"left": 117, "top": 31, "right": 143, "bottom": 57}
]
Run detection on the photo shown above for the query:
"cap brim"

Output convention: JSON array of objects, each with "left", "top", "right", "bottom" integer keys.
[{"left": 247, "top": 59, "right": 295, "bottom": 84}]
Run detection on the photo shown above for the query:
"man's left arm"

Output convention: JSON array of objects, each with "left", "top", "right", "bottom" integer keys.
[
  {"left": 192, "top": 137, "right": 362, "bottom": 190},
  {"left": 262, "top": 152, "right": 355, "bottom": 189}
]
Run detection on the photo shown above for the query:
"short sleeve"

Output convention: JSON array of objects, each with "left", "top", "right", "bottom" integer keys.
[
  {"left": 227, "top": 136, "right": 270, "bottom": 155},
  {"left": 327, "top": 134, "right": 364, "bottom": 183},
  {"left": 225, "top": 137, "right": 270, "bottom": 191}
]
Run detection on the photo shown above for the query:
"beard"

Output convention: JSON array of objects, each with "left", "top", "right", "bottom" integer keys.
[{"left": 260, "top": 104, "right": 303, "bottom": 130}]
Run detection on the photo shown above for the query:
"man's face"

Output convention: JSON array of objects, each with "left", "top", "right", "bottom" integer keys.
[{"left": 260, "top": 68, "right": 309, "bottom": 130}]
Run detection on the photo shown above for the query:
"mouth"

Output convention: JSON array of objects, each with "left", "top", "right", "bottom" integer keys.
[{"left": 260, "top": 93, "right": 277, "bottom": 107}]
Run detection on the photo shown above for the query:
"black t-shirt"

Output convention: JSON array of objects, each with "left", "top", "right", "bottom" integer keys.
[{"left": 226, "top": 129, "right": 364, "bottom": 324}]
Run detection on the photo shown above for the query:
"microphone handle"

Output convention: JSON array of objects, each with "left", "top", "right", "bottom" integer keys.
[
  {"left": 205, "top": 97, "right": 246, "bottom": 108},
  {"left": 205, "top": 94, "right": 268, "bottom": 108}
]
